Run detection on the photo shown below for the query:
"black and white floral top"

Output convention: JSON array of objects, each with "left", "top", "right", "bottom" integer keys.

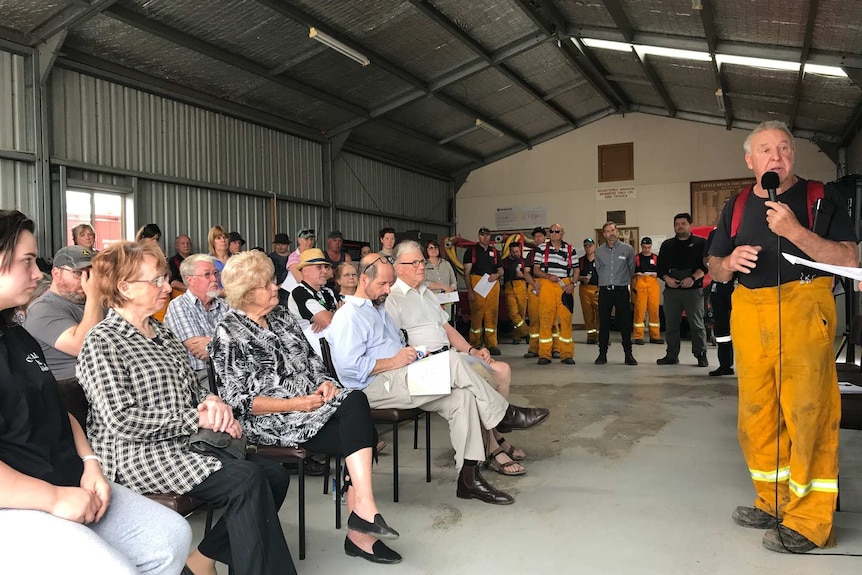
[{"left": 209, "top": 307, "right": 350, "bottom": 447}]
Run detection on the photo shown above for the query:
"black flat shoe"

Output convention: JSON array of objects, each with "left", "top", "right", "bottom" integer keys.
[
  {"left": 345, "top": 536, "right": 403, "bottom": 564},
  {"left": 347, "top": 511, "right": 399, "bottom": 540}
]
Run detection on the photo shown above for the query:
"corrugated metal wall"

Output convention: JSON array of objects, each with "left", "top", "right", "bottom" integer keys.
[
  {"left": 0, "top": 49, "right": 39, "bottom": 219},
  {"left": 51, "top": 68, "right": 324, "bottom": 202},
  {"left": 2, "top": 47, "right": 453, "bottom": 255},
  {"left": 332, "top": 152, "right": 451, "bottom": 245}
]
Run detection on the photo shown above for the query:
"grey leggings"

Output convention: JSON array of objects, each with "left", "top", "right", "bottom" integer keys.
[{"left": 0, "top": 481, "right": 191, "bottom": 574}]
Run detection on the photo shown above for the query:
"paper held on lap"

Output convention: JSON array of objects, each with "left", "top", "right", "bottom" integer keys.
[
  {"left": 437, "top": 291, "right": 461, "bottom": 304},
  {"left": 782, "top": 253, "right": 862, "bottom": 281},
  {"left": 407, "top": 350, "right": 452, "bottom": 396}
]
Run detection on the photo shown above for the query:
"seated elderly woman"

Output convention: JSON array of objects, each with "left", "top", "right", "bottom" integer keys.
[
  {"left": 76, "top": 241, "right": 296, "bottom": 575},
  {"left": 210, "top": 251, "right": 401, "bottom": 565},
  {"left": 0, "top": 211, "right": 190, "bottom": 574},
  {"left": 333, "top": 261, "right": 358, "bottom": 302}
]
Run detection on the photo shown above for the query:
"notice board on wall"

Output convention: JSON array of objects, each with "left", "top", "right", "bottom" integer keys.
[{"left": 690, "top": 177, "right": 755, "bottom": 227}]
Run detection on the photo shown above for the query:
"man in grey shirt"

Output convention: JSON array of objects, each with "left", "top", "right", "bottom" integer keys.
[
  {"left": 593, "top": 222, "right": 637, "bottom": 366},
  {"left": 24, "top": 246, "right": 104, "bottom": 380}
]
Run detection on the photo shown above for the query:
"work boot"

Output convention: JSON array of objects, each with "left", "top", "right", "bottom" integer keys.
[
  {"left": 633, "top": 338, "right": 644, "bottom": 345},
  {"left": 552, "top": 351, "right": 560, "bottom": 359},
  {"left": 523, "top": 351, "right": 537, "bottom": 358},
  {"left": 595, "top": 352, "right": 607, "bottom": 365},
  {"left": 538, "top": 358, "right": 551, "bottom": 365},
  {"left": 656, "top": 356, "right": 679, "bottom": 365},
  {"left": 709, "top": 366, "right": 734, "bottom": 376},
  {"left": 732, "top": 506, "right": 778, "bottom": 529},
  {"left": 488, "top": 347, "right": 501, "bottom": 356},
  {"left": 696, "top": 352, "right": 709, "bottom": 367},
  {"left": 762, "top": 525, "right": 818, "bottom": 554},
  {"left": 624, "top": 352, "right": 638, "bottom": 366},
  {"left": 561, "top": 358, "right": 575, "bottom": 365},
  {"left": 650, "top": 338, "right": 664, "bottom": 344}
]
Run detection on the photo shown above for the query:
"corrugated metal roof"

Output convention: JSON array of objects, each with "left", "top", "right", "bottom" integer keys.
[{"left": 0, "top": 0, "right": 859, "bottom": 177}]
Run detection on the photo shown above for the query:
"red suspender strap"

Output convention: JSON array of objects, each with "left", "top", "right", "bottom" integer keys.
[{"left": 730, "top": 181, "right": 824, "bottom": 238}]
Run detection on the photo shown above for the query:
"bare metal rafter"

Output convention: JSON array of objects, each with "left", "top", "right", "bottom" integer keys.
[
  {"left": 104, "top": 5, "right": 481, "bottom": 164},
  {"left": 699, "top": 0, "right": 732, "bottom": 129},
  {"left": 788, "top": 0, "right": 820, "bottom": 132}
]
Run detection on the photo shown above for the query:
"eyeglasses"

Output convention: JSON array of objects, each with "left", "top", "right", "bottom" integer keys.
[
  {"left": 359, "top": 255, "right": 387, "bottom": 276},
  {"left": 396, "top": 259, "right": 428, "bottom": 268},
  {"left": 60, "top": 267, "right": 86, "bottom": 278},
  {"left": 189, "top": 271, "right": 220, "bottom": 280},
  {"left": 127, "top": 274, "right": 171, "bottom": 288},
  {"left": 549, "top": 229, "right": 563, "bottom": 234}
]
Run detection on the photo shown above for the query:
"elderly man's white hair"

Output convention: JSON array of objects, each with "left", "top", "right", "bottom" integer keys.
[
  {"left": 743, "top": 120, "right": 795, "bottom": 155},
  {"left": 393, "top": 240, "right": 423, "bottom": 263}
]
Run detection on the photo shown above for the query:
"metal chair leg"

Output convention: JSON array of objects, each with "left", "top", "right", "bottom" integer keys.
[
  {"left": 392, "top": 422, "right": 400, "bottom": 502},
  {"left": 334, "top": 457, "right": 342, "bottom": 529},
  {"left": 298, "top": 459, "right": 306, "bottom": 560},
  {"left": 425, "top": 412, "right": 432, "bottom": 483}
]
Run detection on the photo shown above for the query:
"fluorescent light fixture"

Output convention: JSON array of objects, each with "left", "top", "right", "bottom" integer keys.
[
  {"left": 804, "top": 63, "right": 848, "bottom": 77},
  {"left": 637, "top": 45, "right": 712, "bottom": 62},
  {"left": 309, "top": 27, "right": 369, "bottom": 67},
  {"left": 475, "top": 119, "right": 504, "bottom": 138},
  {"left": 715, "top": 89, "right": 725, "bottom": 112},
  {"left": 438, "top": 125, "right": 481, "bottom": 145},
  {"left": 582, "top": 38, "right": 632, "bottom": 52},
  {"left": 716, "top": 54, "right": 799, "bottom": 72},
  {"left": 582, "top": 37, "right": 847, "bottom": 77}
]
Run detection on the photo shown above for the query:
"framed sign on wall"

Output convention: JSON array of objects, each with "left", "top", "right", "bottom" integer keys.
[{"left": 690, "top": 177, "right": 755, "bottom": 227}]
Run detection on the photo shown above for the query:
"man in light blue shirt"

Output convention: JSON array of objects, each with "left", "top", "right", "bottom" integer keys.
[
  {"left": 328, "top": 254, "right": 548, "bottom": 505},
  {"left": 164, "top": 254, "right": 228, "bottom": 383}
]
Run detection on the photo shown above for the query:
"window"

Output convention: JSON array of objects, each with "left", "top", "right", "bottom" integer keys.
[{"left": 66, "top": 190, "right": 129, "bottom": 250}]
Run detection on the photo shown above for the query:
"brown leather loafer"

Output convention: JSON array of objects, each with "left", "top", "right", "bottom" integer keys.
[
  {"left": 456, "top": 464, "right": 514, "bottom": 505},
  {"left": 496, "top": 405, "right": 550, "bottom": 433}
]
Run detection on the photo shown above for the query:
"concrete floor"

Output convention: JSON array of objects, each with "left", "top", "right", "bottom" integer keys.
[{"left": 197, "top": 334, "right": 862, "bottom": 575}]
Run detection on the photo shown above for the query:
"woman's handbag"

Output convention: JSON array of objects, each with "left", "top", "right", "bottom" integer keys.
[{"left": 189, "top": 429, "right": 248, "bottom": 460}]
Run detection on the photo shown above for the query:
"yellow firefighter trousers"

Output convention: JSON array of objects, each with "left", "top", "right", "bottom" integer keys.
[
  {"left": 469, "top": 275, "right": 500, "bottom": 349},
  {"left": 527, "top": 285, "right": 559, "bottom": 353},
  {"left": 632, "top": 275, "right": 661, "bottom": 341},
  {"left": 504, "top": 280, "right": 529, "bottom": 340},
  {"left": 732, "top": 277, "right": 839, "bottom": 547},
  {"left": 579, "top": 284, "right": 599, "bottom": 343},
  {"left": 538, "top": 278, "right": 573, "bottom": 360}
]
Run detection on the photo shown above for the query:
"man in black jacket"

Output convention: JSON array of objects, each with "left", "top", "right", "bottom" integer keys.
[{"left": 656, "top": 213, "right": 709, "bottom": 367}]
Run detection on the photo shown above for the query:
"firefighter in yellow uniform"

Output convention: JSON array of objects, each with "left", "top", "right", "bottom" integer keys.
[
  {"left": 462, "top": 226, "right": 503, "bottom": 355},
  {"left": 631, "top": 237, "right": 663, "bottom": 345},
  {"left": 573, "top": 238, "right": 599, "bottom": 344},
  {"left": 502, "top": 243, "right": 529, "bottom": 344},
  {"left": 531, "top": 224, "right": 575, "bottom": 365},
  {"left": 708, "top": 121, "right": 858, "bottom": 554},
  {"left": 523, "top": 227, "right": 559, "bottom": 357}
]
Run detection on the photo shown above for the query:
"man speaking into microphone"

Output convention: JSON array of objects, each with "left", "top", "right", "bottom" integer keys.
[{"left": 708, "top": 121, "right": 858, "bottom": 553}]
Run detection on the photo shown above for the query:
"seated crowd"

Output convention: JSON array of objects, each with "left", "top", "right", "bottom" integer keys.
[{"left": 0, "top": 212, "right": 550, "bottom": 573}]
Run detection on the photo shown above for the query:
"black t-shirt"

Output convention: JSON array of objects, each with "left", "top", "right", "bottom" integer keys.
[
  {"left": 0, "top": 324, "right": 82, "bottom": 486},
  {"left": 462, "top": 244, "right": 500, "bottom": 276},
  {"left": 709, "top": 178, "right": 858, "bottom": 289},
  {"left": 578, "top": 256, "right": 599, "bottom": 286},
  {"left": 657, "top": 235, "right": 707, "bottom": 289},
  {"left": 502, "top": 256, "right": 526, "bottom": 282},
  {"left": 634, "top": 253, "right": 659, "bottom": 273}
]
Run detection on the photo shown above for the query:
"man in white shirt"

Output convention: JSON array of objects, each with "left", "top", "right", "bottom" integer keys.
[{"left": 386, "top": 240, "right": 550, "bottom": 476}]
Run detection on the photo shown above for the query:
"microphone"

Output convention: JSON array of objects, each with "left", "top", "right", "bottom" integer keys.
[{"left": 761, "top": 171, "right": 780, "bottom": 202}]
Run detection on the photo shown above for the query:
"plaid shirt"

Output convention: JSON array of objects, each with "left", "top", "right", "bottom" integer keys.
[
  {"left": 163, "top": 290, "right": 229, "bottom": 371},
  {"left": 77, "top": 309, "right": 221, "bottom": 495}
]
